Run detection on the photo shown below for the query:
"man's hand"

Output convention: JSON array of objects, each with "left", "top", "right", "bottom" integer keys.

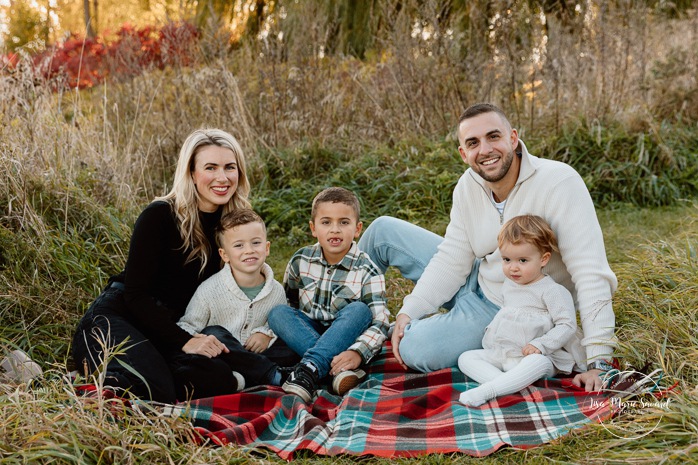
[
  {"left": 572, "top": 369, "right": 605, "bottom": 392},
  {"left": 181, "top": 333, "right": 229, "bottom": 357},
  {"left": 391, "top": 314, "right": 412, "bottom": 370},
  {"left": 522, "top": 344, "right": 541, "bottom": 356},
  {"left": 330, "top": 350, "right": 362, "bottom": 376},
  {"left": 244, "top": 333, "right": 272, "bottom": 353}
]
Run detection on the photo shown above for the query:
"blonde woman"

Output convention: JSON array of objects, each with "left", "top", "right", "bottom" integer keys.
[{"left": 73, "top": 129, "right": 269, "bottom": 402}]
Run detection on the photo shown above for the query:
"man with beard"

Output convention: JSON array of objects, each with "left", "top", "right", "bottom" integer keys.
[{"left": 358, "top": 103, "right": 617, "bottom": 392}]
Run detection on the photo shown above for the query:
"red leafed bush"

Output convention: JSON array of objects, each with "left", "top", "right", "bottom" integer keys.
[
  {"left": 27, "top": 21, "right": 200, "bottom": 90},
  {"left": 1, "top": 53, "right": 20, "bottom": 69},
  {"left": 33, "top": 34, "right": 107, "bottom": 89},
  {"left": 107, "top": 24, "right": 162, "bottom": 80}
]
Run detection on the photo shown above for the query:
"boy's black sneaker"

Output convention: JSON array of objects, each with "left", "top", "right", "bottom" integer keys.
[
  {"left": 282, "top": 363, "right": 319, "bottom": 402},
  {"left": 276, "top": 366, "right": 295, "bottom": 386}
]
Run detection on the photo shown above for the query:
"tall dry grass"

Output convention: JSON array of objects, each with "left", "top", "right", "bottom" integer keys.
[
  {"left": 0, "top": 0, "right": 696, "bottom": 375},
  {"left": 0, "top": 2, "right": 697, "bottom": 462}
]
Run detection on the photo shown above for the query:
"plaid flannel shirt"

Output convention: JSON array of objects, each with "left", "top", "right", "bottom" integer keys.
[{"left": 283, "top": 241, "right": 390, "bottom": 363}]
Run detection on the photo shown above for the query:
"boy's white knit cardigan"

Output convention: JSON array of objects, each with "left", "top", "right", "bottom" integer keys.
[{"left": 178, "top": 263, "right": 285, "bottom": 346}]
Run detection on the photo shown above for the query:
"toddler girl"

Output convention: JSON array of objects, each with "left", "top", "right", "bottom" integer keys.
[{"left": 458, "top": 215, "right": 585, "bottom": 406}]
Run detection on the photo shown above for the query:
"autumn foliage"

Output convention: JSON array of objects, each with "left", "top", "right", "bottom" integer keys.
[{"left": 23, "top": 21, "right": 199, "bottom": 89}]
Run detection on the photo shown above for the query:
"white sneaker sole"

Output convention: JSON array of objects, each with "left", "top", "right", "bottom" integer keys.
[
  {"left": 282, "top": 380, "right": 313, "bottom": 402},
  {"left": 232, "top": 371, "right": 245, "bottom": 391}
]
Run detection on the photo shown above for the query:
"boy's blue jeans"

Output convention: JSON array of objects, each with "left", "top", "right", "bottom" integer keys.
[
  {"left": 357, "top": 216, "right": 501, "bottom": 373},
  {"left": 268, "top": 301, "right": 372, "bottom": 379}
]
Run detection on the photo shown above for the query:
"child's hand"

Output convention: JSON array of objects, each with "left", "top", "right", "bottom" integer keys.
[
  {"left": 244, "top": 333, "right": 272, "bottom": 353},
  {"left": 522, "top": 344, "right": 541, "bottom": 356},
  {"left": 330, "top": 350, "right": 362, "bottom": 376}
]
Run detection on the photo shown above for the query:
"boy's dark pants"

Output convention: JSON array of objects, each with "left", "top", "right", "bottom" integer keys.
[
  {"left": 196, "top": 325, "right": 300, "bottom": 387},
  {"left": 73, "top": 285, "right": 235, "bottom": 403}
]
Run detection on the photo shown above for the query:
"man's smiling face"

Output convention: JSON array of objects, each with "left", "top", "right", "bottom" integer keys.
[{"left": 457, "top": 111, "right": 518, "bottom": 184}]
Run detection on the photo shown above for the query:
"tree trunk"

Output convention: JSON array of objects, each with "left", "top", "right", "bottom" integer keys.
[
  {"left": 83, "top": 0, "right": 95, "bottom": 37},
  {"left": 92, "top": 0, "right": 98, "bottom": 35},
  {"left": 44, "top": 0, "right": 51, "bottom": 44}
]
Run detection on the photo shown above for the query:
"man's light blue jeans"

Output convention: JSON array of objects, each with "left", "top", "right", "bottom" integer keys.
[
  {"left": 358, "top": 216, "right": 500, "bottom": 372},
  {"left": 268, "top": 301, "right": 372, "bottom": 379}
]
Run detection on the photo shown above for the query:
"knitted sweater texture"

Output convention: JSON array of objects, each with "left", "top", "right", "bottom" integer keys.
[
  {"left": 178, "top": 263, "right": 284, "bottom": 345},
  {"left": 400, "top": 141, "right": 617, "bottom": 363}
]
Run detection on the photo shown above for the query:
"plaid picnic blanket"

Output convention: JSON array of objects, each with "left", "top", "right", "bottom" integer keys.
[{"left": 182, "top": 343, "right": 613, "bottom": 459}]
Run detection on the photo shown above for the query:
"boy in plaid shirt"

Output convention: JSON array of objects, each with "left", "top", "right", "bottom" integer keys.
[{"left": 268, "top": 187, "right": 390, "bottom": 402}]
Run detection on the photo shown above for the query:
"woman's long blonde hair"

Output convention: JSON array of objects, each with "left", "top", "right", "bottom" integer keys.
[{"left": 156, "top": 128, "right": 251, "bottom": 274}]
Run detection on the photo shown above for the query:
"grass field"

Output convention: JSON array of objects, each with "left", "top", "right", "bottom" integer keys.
[
  {"left": 1, "top": 198, "right": 695, "bottom": 464},
  {"left": 1, "top": 3, "right": 697, "bottom": 461}
]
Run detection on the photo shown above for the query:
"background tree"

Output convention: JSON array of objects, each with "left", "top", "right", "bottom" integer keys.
[
  {"left": 325, "top": 0, "right": 378, "bottom": 58},
  {"left": 83, "top": 0, "right": 96, "bottom": 37},
  {"left": 187, "top": 0, "right": 274, "bottom": 43},
  {"left": 55, "top": 0, "right": 181, "bottom": 38},
  {"left": 1, "top": 0, "right": 50, "bottom": 52}
]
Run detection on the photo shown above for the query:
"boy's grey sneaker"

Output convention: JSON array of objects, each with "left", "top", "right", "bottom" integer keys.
[
  {"left": 282, "top": 363, "right": 319, "bottom": 402},
  {"left": 332, "top": 369, "right": 367, "bottom": 396},
  {"left": 232, "top": 371, "right": 245, "bottom": 391}
]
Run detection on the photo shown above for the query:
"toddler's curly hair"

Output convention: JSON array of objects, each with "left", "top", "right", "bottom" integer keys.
[{"left": 497, "top": 215, "right": 558, "bottom": 255}]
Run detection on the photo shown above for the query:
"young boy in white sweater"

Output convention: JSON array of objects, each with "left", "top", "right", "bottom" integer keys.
[
  {"left": 178, "top": 209, "right": 299, "bottom": 391},
  {"left": 458, "top": 215, "right": 586, "bottom": 406}
]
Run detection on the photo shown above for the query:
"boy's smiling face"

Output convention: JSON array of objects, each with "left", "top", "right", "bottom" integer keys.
[
  {"left": 309, "top": 201, "right": 362, "bottom": 265},
  {"left": 218, "top": 221, "right": 270, "bottom": 284}
]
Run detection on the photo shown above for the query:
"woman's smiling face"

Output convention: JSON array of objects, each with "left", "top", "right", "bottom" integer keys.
[{"left": 191, "top": 145, "right": 239, "bottom": 212}]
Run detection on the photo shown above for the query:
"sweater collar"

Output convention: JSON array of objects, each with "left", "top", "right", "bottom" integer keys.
[
  {"left": 308, "top": 241, "right": 360, "bottom": 270},
  {"left": 222, "top": 262, "right": 275, "bottom": 302},
  {"left": 199, "top": 208, "right": 223, "bottom": 226},
  {"left": 468, "top": 139, "right": 537, "bottom": 189},
  {"left": 515, "top": 140, "right": 537, "bottom": 185}
]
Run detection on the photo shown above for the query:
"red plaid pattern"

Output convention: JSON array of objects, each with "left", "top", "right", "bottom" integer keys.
[{"left": 184, "top": 342, "right": 614, "bottom": 459}]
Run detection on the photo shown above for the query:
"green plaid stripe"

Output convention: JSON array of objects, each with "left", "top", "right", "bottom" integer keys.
[
  {"left": 284, "top": 242, "right": 389, "bottom": 361},
  {"left": 185, "top": 344, "right": 613, "bottom": 459}
]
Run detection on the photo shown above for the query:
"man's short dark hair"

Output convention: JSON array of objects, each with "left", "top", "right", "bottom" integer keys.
[{"left": 458, "top": 103, "right": 510, "bottom": 126}]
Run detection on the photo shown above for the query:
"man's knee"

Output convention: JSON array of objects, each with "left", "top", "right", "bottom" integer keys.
[
  {"left": 398, "top": 321, "right": 466, "bottom": 372},
  {"left": 359, "top": 216, "right": 397, "bottom": 249},
  {"left": 364, "top": 215, "right": 394, "bottom": 233},
  {"left": 398, "top": 329, "right": 430, "bottom": 372}
]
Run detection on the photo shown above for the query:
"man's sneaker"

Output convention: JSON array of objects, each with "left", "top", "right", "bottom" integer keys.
[
  {"left": 282, "top": 363, "right": 319, "bottom": 402},
  {"left": 232, "top": 371, "right": 245, "bottom": 391},
  {"left": 0, "top": 349, "right": 42, "bottom": 384},
  {"left": 332, "top": 369, "right": 367, "bottom": 396}
]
